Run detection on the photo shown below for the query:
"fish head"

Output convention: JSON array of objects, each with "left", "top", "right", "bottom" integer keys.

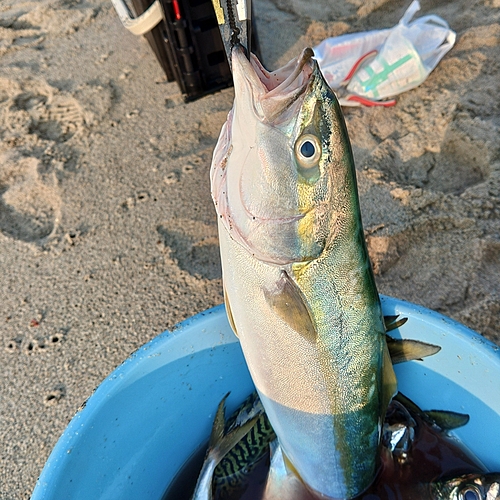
[
  {"left": 430, "top": 473, "right": 500, "bottom": 500},
  {"left": 211, "top": 46, "right": 356, "bottom": 266}
]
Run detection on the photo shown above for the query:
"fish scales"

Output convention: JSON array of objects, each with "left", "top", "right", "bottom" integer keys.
[
  {"left": 214, "top": 416, "right": 274, "bottom": 476},
  {"left": 211, "top": 46, "right": 396, "bottom": 499},
  {"left": 213, "top": 395, "right": 275, "bottom": 498}
]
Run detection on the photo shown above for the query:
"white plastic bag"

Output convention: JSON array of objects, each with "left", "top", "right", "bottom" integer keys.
[
  {"left": 314, "top": 29, "right": 391, "bottom": 89},
  {"left": 314, "top": 1, "right": 456, "bottom": 102}
]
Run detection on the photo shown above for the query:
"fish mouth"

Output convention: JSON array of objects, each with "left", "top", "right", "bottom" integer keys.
[{"left": 232, "top": 46, "right": 316, "bottom": 122}]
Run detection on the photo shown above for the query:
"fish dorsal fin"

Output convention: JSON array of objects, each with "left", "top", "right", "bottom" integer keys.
[
  {"left": 224, "top": 286, "right": 239, "bottom": 338},
  {"left": 394, "top": 393, "right": 470, "bottom": 431},
  {"left": 384, "top": 315, "right": 408, "bottom": 332},
  {"left": 263, "top": 270, "right": 317, "bottom": 342},
  {"left": 382, "top": 342, "right": 398, "bottom": 418},
  {"left": 386, "top": 336, "right": 441, "bottom": 364},
  {"left": 424, "top": 410, "right": 470, "bottom": 431}
]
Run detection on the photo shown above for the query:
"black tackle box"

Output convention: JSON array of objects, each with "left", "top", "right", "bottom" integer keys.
[{"left": 130, "top": 0, "right": 259, "bottom": 101}]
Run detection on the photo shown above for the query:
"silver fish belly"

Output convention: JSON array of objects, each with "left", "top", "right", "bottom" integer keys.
[{"left": 211, "top": 46, "right": 396, "bottom": 499}]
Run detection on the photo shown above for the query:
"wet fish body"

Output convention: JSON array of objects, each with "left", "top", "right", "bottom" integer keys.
[{"left": 211, "top": 47, "right": 396, "bottom": 499}]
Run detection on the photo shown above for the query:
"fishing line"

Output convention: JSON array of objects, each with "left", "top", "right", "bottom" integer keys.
[{"left": 225, "top": 0, "right": 241, "bottom": 47}]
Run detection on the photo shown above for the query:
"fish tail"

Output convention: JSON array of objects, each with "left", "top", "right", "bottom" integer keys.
[
  {"left": 192, "top": 394, "right": 260, "bottom": 500},
  {"left": 211, "top": 394, "right": 260, "bottom": 463}
]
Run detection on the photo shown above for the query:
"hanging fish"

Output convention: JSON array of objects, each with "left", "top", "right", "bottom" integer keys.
[{"left": 211, "top": 44, "right": 397, "bottom": 499}]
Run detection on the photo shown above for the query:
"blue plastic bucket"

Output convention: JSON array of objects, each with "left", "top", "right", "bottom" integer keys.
[{"left": 32, "top": 296, "right": 500, "bottom": 499}]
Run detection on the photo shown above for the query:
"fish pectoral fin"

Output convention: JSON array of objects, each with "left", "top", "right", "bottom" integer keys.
[
  {"left": 386, "top": 336, "right": 441, "bottom": 364},
  {"left": 224, "top": 286, "right": 239, "bottom": 338},
  {"left": 382, "top": 343, "right": 398, "bottom": 416},
  {"left": 263, "top": 270, "right": 317, "bottom": 342}
]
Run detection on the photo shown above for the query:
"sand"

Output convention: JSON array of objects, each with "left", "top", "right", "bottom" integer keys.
[{"left": 0, "top": 0, "right": 498, "bottom": 497}]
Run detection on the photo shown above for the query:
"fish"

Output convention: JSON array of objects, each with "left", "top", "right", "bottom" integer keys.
[
  {"left": 191, "top": 322, "right": 439, "bottom": 500},
  {"left": 193, "top": 390, "right": 480, "bottom": 500},
  {"left": 429, "top": 473, "right": 500, "bottom": 500},
  {"left": 210, "top": 45, "right": 398, "bottom": 499},
  {"left": 392, "top": 393, "right": 469, "bottom": 432},
  {"left": 374, "top": 394, "right": 487, "bottom": 500},
  {"left": 381, "top": 393, "right": 470, "bottom": 466},
  {"left": 213, "top": 392, "right": 276, "bottom": 498},
  {"left": 192, "top": 393, "right": 259, "bottom": 500}
]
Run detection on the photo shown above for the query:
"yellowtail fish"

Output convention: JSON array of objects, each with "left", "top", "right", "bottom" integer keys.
[{"left": 211, "top": 45, "right": 398, "bottom": 499}]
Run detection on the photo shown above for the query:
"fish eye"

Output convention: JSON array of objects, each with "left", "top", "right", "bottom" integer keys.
[
  {"left": 459, "top": 486, "right": 482, "bottom": 500},
  {"left": 295, "top": 134, "right": 322, "bottom": 169},
  {"left": 300, "top": 140, "right": 315, "bottom": 158}
]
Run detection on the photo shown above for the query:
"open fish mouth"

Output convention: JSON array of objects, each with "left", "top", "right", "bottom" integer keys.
[{"left": 231, "top": 46, "right": 316, "bottom": 123}]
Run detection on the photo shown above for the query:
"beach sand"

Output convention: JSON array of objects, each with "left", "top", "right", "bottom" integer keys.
[{"left": 0, "top": 0, "right": 498, "bottom": 496}]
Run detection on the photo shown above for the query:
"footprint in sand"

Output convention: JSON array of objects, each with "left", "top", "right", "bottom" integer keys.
[
  {"left": 0, "top": 0, "right": 99, "bottom": 56},
  {"left": 456, "top": 239, "right": 500, "bottom": 341},
  {"left": 0, "top": 78, "right": 87, "bottom": 243},
  {"left": 157, "top": 219, "right": 221, "bottom": 280},
  {"left": 364, "top": 98, "right": 492, "bottom": 195},
  {"left": 0, "top": 78, "right": 111, "bottom": 244},
  {"left": 423, "top": 124, "right": 488, "bottom": 194},
  {"left": 1, "top": 78, "right": 86, "bottom": 144},
  {"left": 0, "top": 152, "right": 61, "bottom": 243}
]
